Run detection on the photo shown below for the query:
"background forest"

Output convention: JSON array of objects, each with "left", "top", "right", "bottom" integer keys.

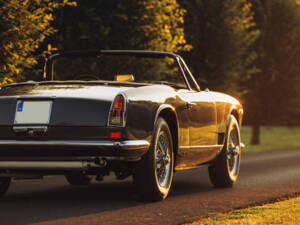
[{"left": 1, "top": 0, "right": 300, "bottom": 144}]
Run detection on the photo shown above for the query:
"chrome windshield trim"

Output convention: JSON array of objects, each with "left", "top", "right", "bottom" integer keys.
[{"left": 0, "top": 140, "right": 149, "bottom": 150}]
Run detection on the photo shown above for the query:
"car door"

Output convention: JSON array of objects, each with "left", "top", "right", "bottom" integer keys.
[
  {"left": 177, "top": 89, "right": 218, "bottom": 167},
  {"left": 179, "top": 89, "right": 217, "bottom": 145},
  {"left": 176, "top": 57, "right": 219, "bottom": 168}
]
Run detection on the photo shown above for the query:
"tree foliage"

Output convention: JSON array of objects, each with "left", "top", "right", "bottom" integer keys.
[
  {"left": 0, "top": 0, "right": 76, "bottom": 84},
  {"left": 49, "top": 0, "right": 191, "bottom": 82},
  {"left": 51, "top": 0, "right": 190, "bottom": 52},
  {"left": 179, "top": 0, "right": 259, "bottom": 92},
  {"left": 138, "top": 0, "right": 192, "bottom": 52},
  {"left": 246, "top": 0, "right": 300, "bottom": 143},
  {"left": 51, "top": 1, "right": 133, "bottom": 50}
]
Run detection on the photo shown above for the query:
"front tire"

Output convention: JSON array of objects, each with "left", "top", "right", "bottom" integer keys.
[
  {"left": 133, "top": 117, "right": 174, "bottom": 201},
  {"left": 0, "top": 177, "right": 11, "bottom": 197},
  {"left": 208, "top": 115, "right": 241, "bottom": 187}
]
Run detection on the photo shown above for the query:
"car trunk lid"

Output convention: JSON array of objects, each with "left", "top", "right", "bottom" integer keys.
[{"left": 0, "top": 84, "right": 130, "bottom": 127}]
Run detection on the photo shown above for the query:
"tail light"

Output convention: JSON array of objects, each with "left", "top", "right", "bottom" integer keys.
[{"left": 108, "top": 94, "right": 126, "bottom": 127}]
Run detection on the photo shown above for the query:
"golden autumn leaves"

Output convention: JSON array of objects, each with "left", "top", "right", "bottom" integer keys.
[{"left": 0, "top": 0, "right": 76, "bottom": 84}]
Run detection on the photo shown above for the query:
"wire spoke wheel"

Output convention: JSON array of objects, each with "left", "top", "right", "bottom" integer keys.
[
  {"left": 208, "top": 115, "right": 241, "bottom": 187},
  {"left": 155, "top": 132, "right": 171, "bottom": 188},
  {"left": 227, "top": 126, "right": 240, "bottom": 178},
  {"left": 133, "top": 117, "right": 174, "bottom": 201}
]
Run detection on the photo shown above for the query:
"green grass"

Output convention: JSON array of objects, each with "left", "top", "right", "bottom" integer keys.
[
  {"left": 241, "top": 126, "right": 300, "bottom": 153},
  {"left": 189, "top": 197, "right": 300, "bottom": 225},
  {"left": 185, "top": 126, "right": 300, "bottom": 225}
]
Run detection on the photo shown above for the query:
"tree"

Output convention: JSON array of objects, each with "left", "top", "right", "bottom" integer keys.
[
  {"left": 48, "top": 0, "right": 191, "bottom": 82},
  {"left": 247, "top": 0, "right": 300, "bottom": 144},
  {"left": 179, "top": 0, "right": 259, "bottom": 93},
  {"left": 137, "top": 0, "right": 192, "bottom": 52},
  {"left": 0, "top": 0, "right": 76, "bottom": 85},
  {"left": 51, "top": 0, "right": 191, "bottom": 52}
]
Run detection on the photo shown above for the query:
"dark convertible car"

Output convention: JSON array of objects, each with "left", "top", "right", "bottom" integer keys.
[{"left": 0, "top": 50, "right": 243, "bottom": 201}]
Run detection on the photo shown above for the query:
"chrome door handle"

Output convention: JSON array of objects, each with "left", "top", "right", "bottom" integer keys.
[{"left": 185, "top": 102, "right": 195, "bottom": 109}]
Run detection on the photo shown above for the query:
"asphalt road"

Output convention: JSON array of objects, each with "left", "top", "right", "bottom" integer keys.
[{"left": 1, "top": 149, "right": 300, "bottom": 225}]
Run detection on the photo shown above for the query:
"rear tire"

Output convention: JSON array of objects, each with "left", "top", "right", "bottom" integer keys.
[
  {"left": 208, "top": 115, "right": 241, "bottom": 187},
  {"left": 65, "top": 174, "right": 93, "bottom": 186},
  {"left": 133, "top": 117, "right": 174, "bottom": 201},
  {"left": 0, "top": 177, "right": 11, "bottom": 197}
]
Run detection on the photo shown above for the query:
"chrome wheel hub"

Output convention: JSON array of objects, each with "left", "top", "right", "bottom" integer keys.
[{"left": 155, "top": 132, "right": 171, "bottom": 188}]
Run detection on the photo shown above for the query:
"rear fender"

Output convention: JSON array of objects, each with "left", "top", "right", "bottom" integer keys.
[
  {"left": 153, "top": 104, "right": 179, "bottom": 163},
  {"left": 222, "top": 106, "right": 244, "bottom": 148},
  {"left": 154, "top": 104, "right": 178, "bottom": 129},
  {"left": 227, "top": 105, "right": 243, "bottom": 128}
]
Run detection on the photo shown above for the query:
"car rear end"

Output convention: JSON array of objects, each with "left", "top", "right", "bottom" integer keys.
[{"left": 0, "top": 84, "right": 149, "bottom": 177}]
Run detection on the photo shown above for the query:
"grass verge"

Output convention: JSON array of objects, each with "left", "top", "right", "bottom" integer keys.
[
  {"left": 241, "top": 126, "right": 300, "bottom": 153},
  {"left": 189, "top": 197, "right": 300, "bottom": 225}
]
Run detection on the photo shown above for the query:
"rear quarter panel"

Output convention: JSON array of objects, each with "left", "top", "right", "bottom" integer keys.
[
  {"left": 122, "top": 85, "right": 179, "bottom": 144},
  {"left": 210, "top": 91, "right": 243, "bottom": 134}
]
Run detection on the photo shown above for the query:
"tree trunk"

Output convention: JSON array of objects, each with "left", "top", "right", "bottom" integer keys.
[
  {"left": 251, "top": 123, "right": 260, "bottom": 145},
  {"left": 249, "top": 87, "right": 262, "bottom": 145}
]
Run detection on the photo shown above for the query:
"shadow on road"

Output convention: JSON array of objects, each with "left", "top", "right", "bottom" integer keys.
[{"left": 0, "top": 168, "right": 213, "bottom": 225}]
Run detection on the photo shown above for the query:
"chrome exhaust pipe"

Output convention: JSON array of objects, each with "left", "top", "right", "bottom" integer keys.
[{"left": 0, "top": 159, "right": 107, "bottom": 171}]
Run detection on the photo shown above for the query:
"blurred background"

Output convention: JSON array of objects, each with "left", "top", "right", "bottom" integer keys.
[{"left": 1, "top": 0, "right": 300, "bottom": 152}]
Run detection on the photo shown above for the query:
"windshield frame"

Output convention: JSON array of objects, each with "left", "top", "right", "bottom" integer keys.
[{"left": 44, "top": 50, "right": 200, "bottom": 91}]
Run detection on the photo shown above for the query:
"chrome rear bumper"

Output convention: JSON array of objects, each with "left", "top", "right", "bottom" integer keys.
[
  {"left": 0, "top": 139, "right": 150, "bottom": 161},
  {"left": 0, "top": 139, "right": 150, "bottom": 172},
  {"left": 0, "top": 140, "right": 149, "bottom": 150}
]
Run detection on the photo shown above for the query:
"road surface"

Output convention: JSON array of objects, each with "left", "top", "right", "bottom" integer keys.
[{"left": 1, "top": 149, "right": 300, "bottom": 225}]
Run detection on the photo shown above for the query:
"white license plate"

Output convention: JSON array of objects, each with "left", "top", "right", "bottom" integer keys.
[{"left": 14, "top": 101, "right": 52, "bottom": 124}]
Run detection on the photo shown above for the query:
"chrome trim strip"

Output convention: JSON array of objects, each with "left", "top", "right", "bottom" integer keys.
[
  {"left": 179, "top": 144, "right": 223, "bottom": 150},
  {"left": 119, "top": 140, "right": 150, "bottom": 150},
  {"left": 0, "top": 140, "right": 149, "bottom": 150}
]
